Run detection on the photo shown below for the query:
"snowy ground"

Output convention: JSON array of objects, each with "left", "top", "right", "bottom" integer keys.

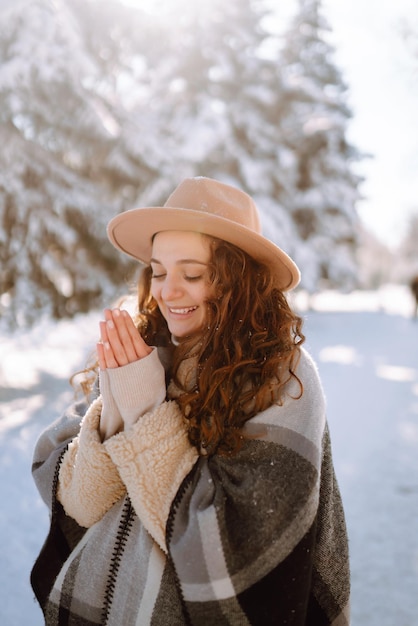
[{"left": 1, "top": 285, "right": 417, "bottom": 625}]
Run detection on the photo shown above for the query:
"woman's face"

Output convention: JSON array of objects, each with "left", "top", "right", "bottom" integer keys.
[{"left": 150, "top": 231, "right": 214, "bottom": 340}]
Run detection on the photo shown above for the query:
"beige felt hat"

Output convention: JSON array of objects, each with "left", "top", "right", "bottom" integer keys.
[{"left": 107, "top": 176, "right": 300, "bottom": 291}]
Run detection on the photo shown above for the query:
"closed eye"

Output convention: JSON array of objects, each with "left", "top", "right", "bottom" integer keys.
[
  {"left": 151, "top": 273, "right": 203, "bottom": 282},
  {"left": 185, "top": 275, "right": 203, "bottom": 282}
]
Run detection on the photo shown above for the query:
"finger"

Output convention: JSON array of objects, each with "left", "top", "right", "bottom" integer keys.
[
  {"left": 109, "top": 309, "right": 148, "bottom": 364},
  {"left": 102, "top": 340, "right": 119, "bottom": 369},
  {"left": 99, "top": 308, "right": 151, "bottom": 367},
  {"left": 99, "top": 320, "right": 109, "bottom": 344},
  {"left": 105, "top": 316, "right": 130, "bottom": 367},
  {"left": 99, "top": 309, "right": 130, "bottom": 369},
  {"left": 97, "top": 342, "right": 106, "bottom": 370},
  {"left": 121, "top": 310, "right": 152, "bottom": 359},
  {"left": 104, "top": 308, "right": 113, "bottom": 322}
]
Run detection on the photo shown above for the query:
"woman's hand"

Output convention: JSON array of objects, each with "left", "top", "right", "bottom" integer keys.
[
  {"left": 97, "top": 308, "right": 152, "bottom": 370},
  {"left": 96, "top": 308, "right": 166, "bottom": 439}
]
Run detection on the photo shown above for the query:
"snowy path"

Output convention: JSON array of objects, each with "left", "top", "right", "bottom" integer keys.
[
  {"left": 304, "top": 308, "right": 418, "bottom": 626},
  {"left": 1, "top": 289, "right": 417, "bottom": 625}
]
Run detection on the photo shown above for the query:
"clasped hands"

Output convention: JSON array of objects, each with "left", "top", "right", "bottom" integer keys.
[
  {"left": 97, "top": 308, "right": 154, "bottom": 441},
  {"left": 97, "top": 308, "right": 152, "bottom": 370}
]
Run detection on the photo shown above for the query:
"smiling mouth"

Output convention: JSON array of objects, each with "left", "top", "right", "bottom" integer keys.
[{"left": 169, "top": 306, "right": 198, "bottom": 315}]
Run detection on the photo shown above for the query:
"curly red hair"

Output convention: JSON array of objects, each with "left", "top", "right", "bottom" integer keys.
[{"left": 135, "top": 237, "right": 304, "bottom": 456}]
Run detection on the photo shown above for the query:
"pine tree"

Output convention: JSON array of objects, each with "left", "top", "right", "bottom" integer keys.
[
  {"left": 401, "top": 213, "right": 418, "bottom": 264},
  {"left": 0, "top": 0, "right": 364, "bottom": 327},
  {"left": 124, "top": 0, "right": 299, "bottom": 258},
  {"left": 393, "top": 212, "right": 418, "bottom": 284},
  {"left": 133, "top": 0, "right": 361, "bottom": 292},
  {"left": 0, "top": 0, "right": 159, "bottom": 327},
  {"left": 279, "top": 0, "right": 361, "bottom": 291}
]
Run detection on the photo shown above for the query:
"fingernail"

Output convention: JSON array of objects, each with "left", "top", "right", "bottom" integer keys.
[{"left": 107, "top": 320, "right": 114, "bottom": 329}]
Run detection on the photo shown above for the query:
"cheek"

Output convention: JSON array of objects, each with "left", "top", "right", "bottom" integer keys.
[
  {"left": 197, "top": 283, "right": 212, "bottom": 304},
  {"left": 202, "top": 281, "right": 216, "bottom": 303},
  {"left": 150, "top": 282, "right": 160, "bottom": 303}
]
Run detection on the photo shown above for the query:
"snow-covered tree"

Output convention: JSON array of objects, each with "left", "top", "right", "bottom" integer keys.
[
  {"left": 400, "top": 213, "right": 418, "bottom": 264},
  {"left": 0, "top": 0, "right": 363, "bottom": 328},
  {"left": 122, "top": 0, "right": 300, "bottom": 258},
  {"left": 139, "top": 0, "right": 361, "bottom": 292},
  {"left": 0, "top": 0, "right": 163, "bottom": 327},
  {"left": 356, "top": 226, "right": 395, "bottom": 289},
  {"left": 391, "top": 212, "right": 418, "bottom": 284},
  {"left": 278, "top": 0, "right": 361, "bottom": 291},
  {"left": 120, "top": 0, "right": 279, "bottom": 197}
]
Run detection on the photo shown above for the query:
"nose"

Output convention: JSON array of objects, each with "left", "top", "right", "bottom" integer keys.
[{"left": 160, "top": 274, "right": 183, "bottom": 300}]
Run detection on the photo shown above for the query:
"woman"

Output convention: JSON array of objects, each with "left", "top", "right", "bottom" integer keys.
[{"left": 31, "top": 177, "right": 350, "bottom": 625}]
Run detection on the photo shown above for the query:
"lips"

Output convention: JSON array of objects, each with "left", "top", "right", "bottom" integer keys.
[{"left": 169, "top": 306, "right": 198, "bottom": 315}]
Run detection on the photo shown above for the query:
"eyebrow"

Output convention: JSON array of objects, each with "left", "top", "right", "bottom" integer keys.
[{"left": 150, "top": 258, "right": 208, "bottom": 266}]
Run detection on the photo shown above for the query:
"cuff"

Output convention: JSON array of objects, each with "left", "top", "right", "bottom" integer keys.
[
  {"left": 99, "top": 369, "right": 124, "bottom": 441},
  {"left": 57, "top": 397, "right": 126, "bottom": 527},
  {"left": 107, "top": 348, "right": 166, "bottom": 428}
]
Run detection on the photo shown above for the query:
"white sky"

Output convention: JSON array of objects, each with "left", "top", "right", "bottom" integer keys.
[{"left": 322, "top": 0, "right": 418, "bottom": 248}]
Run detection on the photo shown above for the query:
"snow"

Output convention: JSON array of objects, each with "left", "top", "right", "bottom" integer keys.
[
  {"left": 1, "top": 287, "right": 418, "bottom": 625},
  {"left": 0, "top": 0, "right": 363, "bottom": 329}
]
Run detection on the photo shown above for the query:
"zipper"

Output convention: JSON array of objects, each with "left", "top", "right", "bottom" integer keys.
[
  {"left": 101, "top": 496, "right": 135, "bottom": 625},
  {"left": 50, "top": 445, "right": 69, "bottom": 517},
  {"left": 165, "top": 461, "right": 200, "bottom": 626}
]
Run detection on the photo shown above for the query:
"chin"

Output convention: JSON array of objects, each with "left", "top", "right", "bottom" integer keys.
[{"left": 170, "top": 327, "right": 203, "bottom": 343}]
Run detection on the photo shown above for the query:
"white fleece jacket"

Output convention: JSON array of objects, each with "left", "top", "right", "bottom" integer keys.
[{"left": 57, "top": 350, "right": 199, "bottom": 553}]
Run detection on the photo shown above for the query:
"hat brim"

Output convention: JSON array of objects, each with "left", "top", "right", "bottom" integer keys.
[{"left": 107, "top": 207, "right": 300, "bottom": 291}]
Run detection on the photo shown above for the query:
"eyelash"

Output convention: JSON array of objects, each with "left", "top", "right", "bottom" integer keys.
[
  {"left": 186, "top": 275, "right": 203, "bottom": 282},
  {"left": 151, "top": 274, "right": 203, "bottom": 282}
]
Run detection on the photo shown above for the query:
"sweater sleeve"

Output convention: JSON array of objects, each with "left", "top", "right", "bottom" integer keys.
[
  {"left": 104, "top": 399, "right": 199, "bottom": 553},
  {"left": 98, "top": 369, "right": 124, "bottom": 441},
  {"left": 57, "top": 397, "right": 126, "bottom": 528},
  {"left": 57, "top": 349, "right": 167, "bottom": 526},
  {"left": 32, "top": 399, "right": 87, "bottom": 512},
  {"left": 106, "top": 347, "right": 166, "bottom": 429},
  {"left": 31, "top": 400, "right": 89, "bottom": 611}
]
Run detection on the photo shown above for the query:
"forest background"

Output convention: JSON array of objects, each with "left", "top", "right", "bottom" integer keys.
[{"left": 1, "top": 0, "right": 417, "bottom": 331}]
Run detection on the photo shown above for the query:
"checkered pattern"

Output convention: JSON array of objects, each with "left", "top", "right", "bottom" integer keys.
[{"left": 31, "top": 350, "right": 350, "bottom": 625}]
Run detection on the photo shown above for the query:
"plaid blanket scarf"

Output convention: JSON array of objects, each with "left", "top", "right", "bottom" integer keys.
[{"left": 31, "top": 349, "right": 350, "bottom": 625}]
